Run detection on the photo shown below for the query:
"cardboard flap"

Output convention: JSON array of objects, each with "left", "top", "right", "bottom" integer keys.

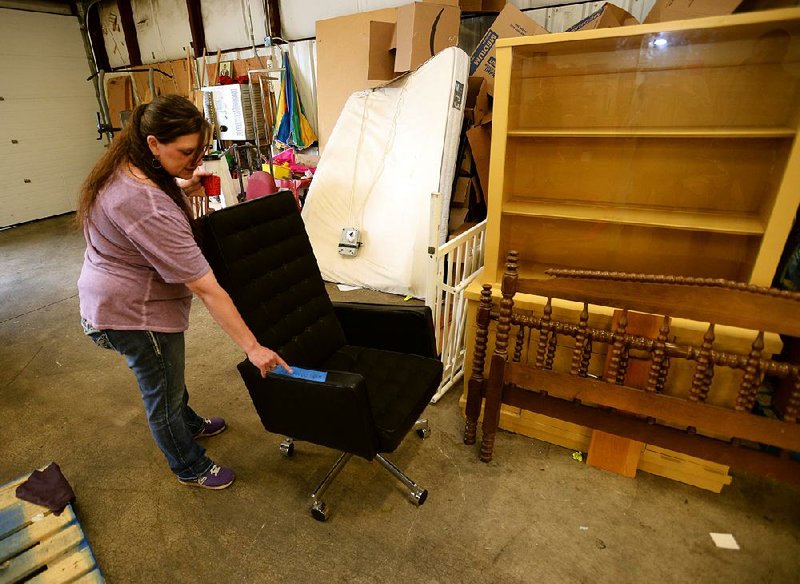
[
  {"left": 469, "top": 4, "right": 548, "bottom": 94},
  {"left": 368, "top": 21, "right": 398, "bottom": 81},
  {"left": 394, "top": 2, "right": 461, "bottom": 73},
  {"left": 644, "top": 0, "right": 744, "bottom": 23},
  {"left": 567, "top": 3, "right": 639, "bottom": 32}
]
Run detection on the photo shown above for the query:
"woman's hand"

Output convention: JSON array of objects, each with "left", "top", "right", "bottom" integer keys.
[
  {"left": 247, "top": 344, "right": 292, "bottom": 378},
  {"left": 176, "top": 165, "right": 213, "bottom": 194}
]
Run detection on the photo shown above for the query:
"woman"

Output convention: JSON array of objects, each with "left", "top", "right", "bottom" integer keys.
[{"left": 77, "top": 95, "right": 289, "bottom": 490}]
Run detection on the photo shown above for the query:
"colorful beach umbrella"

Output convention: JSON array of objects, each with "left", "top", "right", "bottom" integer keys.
[{"left": 274, "top": 52, "right": 317, "bottom": 149}]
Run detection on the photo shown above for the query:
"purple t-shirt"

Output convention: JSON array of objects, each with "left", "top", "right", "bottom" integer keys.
[{"left": 78, "top": 170, "right": 210, "bottom": 332}]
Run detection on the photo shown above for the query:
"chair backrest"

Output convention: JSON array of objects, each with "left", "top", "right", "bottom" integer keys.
[{"left": 200, "top": 191, "right": 347, "bottom": 366}]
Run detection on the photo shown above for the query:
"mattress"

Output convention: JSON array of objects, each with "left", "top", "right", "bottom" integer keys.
[{"left": 301, "top": 46, "right": 468, "bottom": 299}]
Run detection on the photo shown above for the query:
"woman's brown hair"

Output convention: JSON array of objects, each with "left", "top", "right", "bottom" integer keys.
[{"left": 77, "top": 94, "right": 211, "bottom": 227}]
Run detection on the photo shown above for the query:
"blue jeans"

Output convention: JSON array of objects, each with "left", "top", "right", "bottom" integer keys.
[{"left": 82, "top": 320, "right": 213, "bottom": 480}]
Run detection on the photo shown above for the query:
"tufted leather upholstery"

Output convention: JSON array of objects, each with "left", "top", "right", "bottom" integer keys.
[{"left": 200, "top": 191, "right": 443, "bottom": 461}]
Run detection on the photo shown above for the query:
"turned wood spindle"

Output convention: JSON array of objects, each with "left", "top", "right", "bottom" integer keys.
[
  {"left": 647, "top": 316, "right": 670, "bottom": 392},
  {"left": 535, "top": 298, "right": 553, "bottom": 369},
  {"left": 784, "top": 373, "right": 800, "bottom": 424},
  {"left": 513, "top": 324, "right": 525, "bottom": 363},
  {"left": 690, "top": 324, "right": 715, "bottom": 403},
  {"left": 571, "top": 303, "right": 589, "bottom": 376},
  {"left": 607, "top": 309, "right": 628, "bottom": 384},
  {"left": 736, "top": 331, "right": 764, "bottom": 413},
  {"left": 463, "top": 283, "right": 493, "bottom": 445}
]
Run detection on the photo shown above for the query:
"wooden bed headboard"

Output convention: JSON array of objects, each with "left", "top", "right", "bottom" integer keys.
[{"left": 464, "top": 251, "right": 800, "bottom": 486}]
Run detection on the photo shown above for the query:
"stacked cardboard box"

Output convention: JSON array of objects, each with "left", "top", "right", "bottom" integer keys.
[{"left": 316, "top": 1, "right": 461, "bottom": 151}]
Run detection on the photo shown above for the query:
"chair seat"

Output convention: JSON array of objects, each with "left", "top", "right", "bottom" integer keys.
[{"left": 322, "top": 346, "right": 443, "bottom": 453}]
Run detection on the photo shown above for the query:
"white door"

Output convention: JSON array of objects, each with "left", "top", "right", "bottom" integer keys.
[{"left": 0, "top": 8, "right": 106, "bottom": 227}]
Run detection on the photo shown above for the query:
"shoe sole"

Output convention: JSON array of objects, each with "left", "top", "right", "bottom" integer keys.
[
  {"left": 193, "top": 425, "right": 228, "bottom": 439},
  {"left": 178, "top": 476, "right": 235, "bottom": 490}
]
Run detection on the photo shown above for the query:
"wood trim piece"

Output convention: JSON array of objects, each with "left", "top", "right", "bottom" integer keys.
[{"left": 514, "top": 277, "right": 800, "bottom": 338}]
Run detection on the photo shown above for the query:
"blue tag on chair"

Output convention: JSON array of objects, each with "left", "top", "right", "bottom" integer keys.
[{"left": 271, "top": 365, "right": 328, "bottom": 382}]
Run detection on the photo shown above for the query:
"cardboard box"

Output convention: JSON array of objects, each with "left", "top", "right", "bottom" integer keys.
[
  {"left": 464, "top": 76, "right": 490, "bottom": 126},
  {"left": 394, "top": 2, "right": 460, "bottom": 73},
  {"left": 452, "top": 176, "right": 471, "bottom": 206},
  {"left": 469, "top": 4, "right": 548, "bottom": 94},
  {"left": 448, "top": 206, "right": 469, "bottom": 234},
  {"left": 460, "top": 0, "right": 506, "bottom": 12},
  {"left": 317, "top": 1, "right": 461, "bottom": 150},
  {"left": 567, "top": 3, "right": 638, "bottom": 32},
  {"left": 368, "top": 21, "right": 398, "bottom": 81},
  {"left": 466, "top": 123, "right": 491, "bottom": 204},
  {"left": 644, "top": 0, "right": 744, "bottom": 24}
]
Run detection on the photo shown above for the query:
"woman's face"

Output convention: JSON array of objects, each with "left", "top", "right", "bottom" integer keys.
[{"left": 147, "top": 132, "right": 204, "bottom": 180}]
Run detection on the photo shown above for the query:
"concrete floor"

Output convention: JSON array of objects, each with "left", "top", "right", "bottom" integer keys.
[{"left": 2, "top": 214, "right": 799, "bottom": 583}]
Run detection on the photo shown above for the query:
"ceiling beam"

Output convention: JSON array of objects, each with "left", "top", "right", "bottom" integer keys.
[
  {"left": 185, "top": 0, "right": 205, "bottom": 58},
  {"left": 117, "top": 0, "right": 141, "bottom": 66}
]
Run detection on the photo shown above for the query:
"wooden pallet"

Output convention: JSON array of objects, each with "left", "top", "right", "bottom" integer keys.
[{"left": 0, "top": 474, "right": 103, "bottom": 583}]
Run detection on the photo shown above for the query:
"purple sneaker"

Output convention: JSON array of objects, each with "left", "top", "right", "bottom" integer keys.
[
  {"left": 179, "top": 464, "right": 235, "bottom": 490},
  {"left": 193, "top": 417, "right": 227, "bottom": 438}
]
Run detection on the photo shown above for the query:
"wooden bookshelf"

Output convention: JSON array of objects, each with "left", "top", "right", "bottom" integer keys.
[{"left": 484, "top": 9, "right": 800, "bottom": 287}]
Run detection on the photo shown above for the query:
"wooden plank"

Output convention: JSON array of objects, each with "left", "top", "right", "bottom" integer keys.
[
  {"left": 482, "top": 45, "right": 513, "bottom": 284},
  {"left": 502, "top": 200, "right": 764, "bottom": 235},
  {"left": 0, "top": 501, "right": 52, "bottom": 541},
  {"left": 28, "top": 546, "right": 97, "bottom": 583},
  {"left": 0, "top": 523, "right": 83, "bottom": 583},
  {"left": 514, "top": 277, "right": 800, "bottom": 338},
  {"left": 506, "top": 127, "right": 797, "bottom": 138},
  {"left": 587, "top": 431, "right": 644, "bottom": 478},
  {"left": 71, "top": 569, "right": 105, "bottom": 584},
  {"left": 0, "top": 508, "right": 72, "bottom": 563},
  {"left": 502, "top": 386, "right": 800, "bottom": 485},
  {"left": 496, "top": 8, "right": 800, "bottom": 49}
]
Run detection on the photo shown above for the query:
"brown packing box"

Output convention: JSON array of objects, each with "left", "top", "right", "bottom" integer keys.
[
  {"left": 452, "top": 176, "right": 471, "bottom": 206},
  {"left": 460, "top": 0, "right": 506, "bottom": 12},
  {"left": 394, "top": 2, "right": 461, "bottom": 73},
  {"left": 448, "top": 206, "right": 469, "bottom": 234},
  {"left": 644, "top": 0, "right": 744, "bottom": 23},
  {"left": 464, "top": 76, "right": 490, "bottom": 126},
  {"left": 316, "top": 1, "right": 460, "bottom": 151},
  {"left": 469, "top": 4, "right": 548, "bottom": 94},
  {"left": 368, "top": 21, "right": 398, "bottom": 81},
  {"left": 567, "top": 3, "right": 639, "bottom": 32},
  {"left": 466, "top": 122, "right": 491, "bottom": 204}
]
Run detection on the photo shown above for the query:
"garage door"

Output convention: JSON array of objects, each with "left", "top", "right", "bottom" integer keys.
[{"left": 0, "top": 8, "right": 106, "bottom": 227}]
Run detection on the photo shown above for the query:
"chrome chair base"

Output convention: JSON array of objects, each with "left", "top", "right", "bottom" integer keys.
[{"left": 304, "top": 420, "right": 431, "bottom": 521}]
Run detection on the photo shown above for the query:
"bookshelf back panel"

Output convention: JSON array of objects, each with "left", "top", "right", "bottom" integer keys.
[
  {"left": 508, "top": 20, "right": 800, "bottom": 130},
  {"left": 503, "top": 136, "right": 792, "bottom": 215},
  {"left": 500, "top": 215, "right": 757, "bottom": 281}
]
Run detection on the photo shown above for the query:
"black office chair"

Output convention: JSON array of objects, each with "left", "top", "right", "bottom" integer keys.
[{"left": 200, "top": 191, "right": 443, "bottom": 521}]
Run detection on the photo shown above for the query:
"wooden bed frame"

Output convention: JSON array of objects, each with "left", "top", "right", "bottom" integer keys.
[{"left": 463, "top": 251, "right": 800, "bottom": 486}]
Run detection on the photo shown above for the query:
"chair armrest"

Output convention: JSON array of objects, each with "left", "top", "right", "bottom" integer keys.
[
  {"left": 237, "top": 360, "right": 380, "bottom": 460},
  {"left": 332, "top": 302, "right": 438, "bottom": 359}
]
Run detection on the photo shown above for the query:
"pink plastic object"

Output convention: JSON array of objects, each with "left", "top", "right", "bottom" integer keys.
[
  {"left": 245, "top": 171, "right": 279, "bottom": 201},
  {"left": 201, "top": 175, "right": 221, "bottom": 196}
]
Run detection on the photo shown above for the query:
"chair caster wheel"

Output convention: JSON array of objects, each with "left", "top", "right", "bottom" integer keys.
[
  {"left": 416, "top": 427, "right": 431, "bottom": 439},
  {"left": 311, "top": 500, "right": 329, "bottom": 522},
  {"left": 279, "top": 439, "right": 294, "bottom": 457},
  {"left": 409, "top": 487, "right": 428, "bottom": 507}
]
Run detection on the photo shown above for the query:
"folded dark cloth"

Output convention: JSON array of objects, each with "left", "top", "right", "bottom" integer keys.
[{"left": 15, "top": 462, "right": 75, "bottom": 515}]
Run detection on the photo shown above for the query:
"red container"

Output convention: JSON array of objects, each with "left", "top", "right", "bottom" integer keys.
[{"left": 201, "top": 174, "right": 221, "bottom": 196}]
